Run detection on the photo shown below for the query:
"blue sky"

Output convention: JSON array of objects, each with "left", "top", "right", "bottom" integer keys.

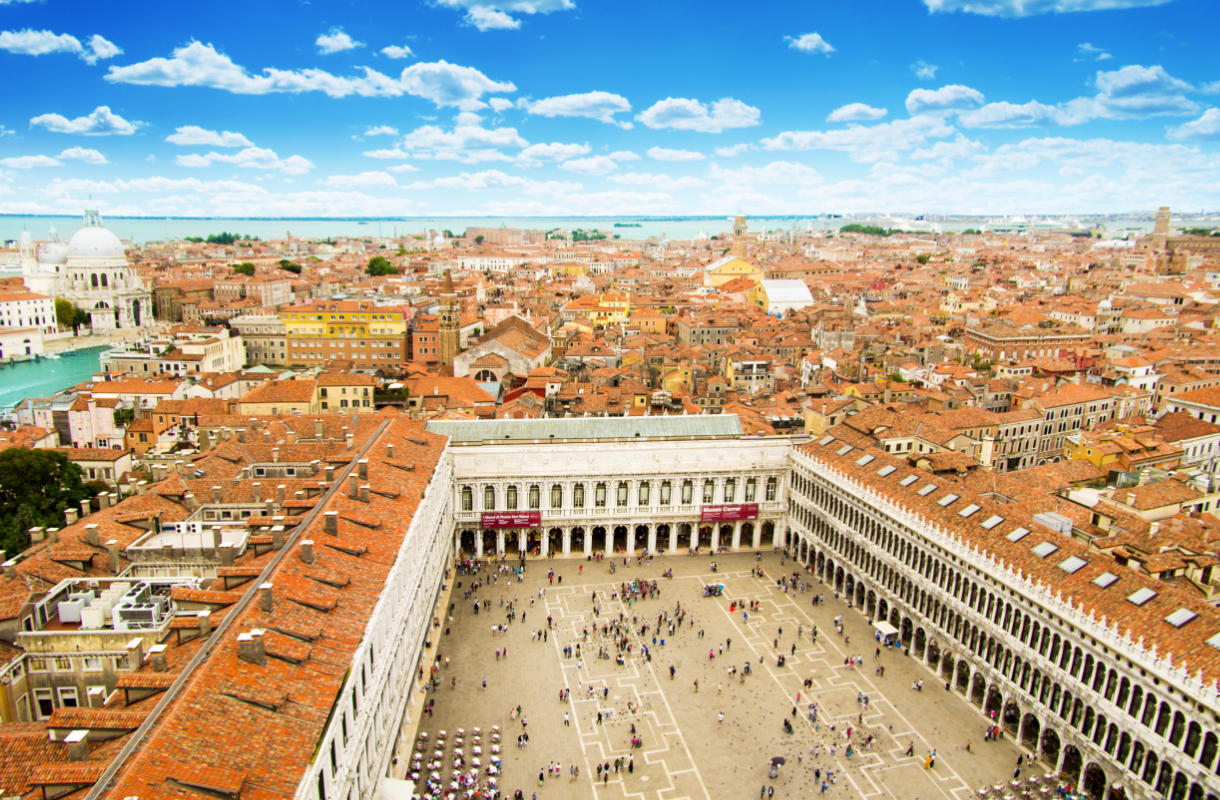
[{"left": 0, "top": 0, "right": 1217, "bottom": 217}]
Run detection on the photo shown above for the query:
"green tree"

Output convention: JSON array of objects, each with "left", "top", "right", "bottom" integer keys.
[
  {"left": 232, "top": 262, "right": 255, "bottom": 276},
  {"left": 278, "top": 259, "right": 302, "bottom": 274},
  {"left": 112, "top": 407, "right": 135, "bottom": 427},
  {"left": 916, "top": 253, "right": 931, "bottom": 264},
  {"left": 367, "top": 256, "right": 396, "bottom": 276},
  {"left": 54, "top": 298, "right": 77, "bottom": 330},
  {"left": 474, "top": 234, "right": 485, "bottom": 245},
  {"left": 0, "top": 450, "right": 91, "bottom": 556}
]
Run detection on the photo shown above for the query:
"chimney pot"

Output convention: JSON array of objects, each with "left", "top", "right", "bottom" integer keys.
[
  {"left": 65, "top": 508, "right": 79, "bottom": 526},
  {"left": 300, "top": 539, "right": 314, "bottom": 564},
  {"left": 386, "top": 443, "right": 394, "bottom": 459},
  {"left": 106, "top": 539, "right": 120, "bottom": 573},
  {"left": 199, "top": 610, "right": 212, "bottom": 637},
  {"left": 218, "top": 542, "right": 236, "bottom": 566},
  {"left": 46, "top": 528, "right": 59, "bottom": 544},
  {"left": 85, "top": 686, "right": 105, "bottom": 709},
  {"left": 252, "top": 482, "right": 262, "bottom": 503},
  {"left": 358, "top": 459, "right": 369, "bottom": 480},
  {"left": 211, "top": 526, "right": 222, "bottom": 549},
  {"left": 271, "top": 526, "right": 285, "bottom": 550},
  {"left": 259, "top": 582, "right": 273, "bottom": 613},
  {"left": 125, "top": 638, "right": 144, "bottom": 672},
  {"left": 96, "top": 492, "right": 110, "bottom": 510},
  {"left": 3, "top": 559, "right": 16, "bottom": 579},
  {"left": 212, "top": 485, "right": 223, "bottom": 503},
  {"left": 85, "top": 524, "right": 99, "bottom": 547},
  {"left": 29, "top": 527, "right": 45, "bottom": 543},
  {"left": 136, "top": 480, "right": 147, "bottom": 496},
  {"left": 183, "top": 492, "right": 198, "bottom": 511},
  {"left": 238, "top": 629, "right": 266, "bottom": 666},
  {"left": 348, "top": 473, "right": 359, "bottom": 499},
  {"left": 325, "top": 465, "right": 335, "bottom": 481},
  {"left": 324, "top": 511, "right": 338, "bottom": 535},
  {"left": 272, "top": 447, "right": 279, "bottom": 463},
  {"left": 276, "top": 484, "right": 286, "bottom": 506},
  {"left": 360, "top": 485, "right": 370, "bottom": 503},
  {"left": 80, "top": 498, "right": 91, "bottom": 517}
]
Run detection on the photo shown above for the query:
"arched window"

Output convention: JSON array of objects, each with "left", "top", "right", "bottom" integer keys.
[
  {"left": 702, "top": 480, "right": 715, "bottom": 503},
  {"left": 483, "top": 485, "right": 495, "bottom": 510},
  {"left": 506, "top": 485, "right": 518, "bottom": 510},
  {"left": 745, "top": 477, "right": 757, "bottom": 502},
  {"left": 681, "top": 480, "right": 693, "bottom": 504},
  {"left": 573, "top": 483, "right": 585, "bottom": 508},
  {"left": 766, "top": 477, "right": 778, "bottom": 501},
  {"left": 550, "top": 484, "right": 563, "bottom": 508},
  {"left": 724, "top": 479, "right": 736, "bottom": 502},
  {"left": 460, "top": 485, "right": 472, "bottom": 511},
  {"left": 90, "top": 274, "right": 98, "bottom": 288},
  {"left": 616, "top": 481, "right": 628, "bottom": 507},
  {"left": 660, "top": 481, "right": 671, "bottom": 504},
  {"left": 528, "top": 484, "right": 540, "bottom": 509},
  {"left": 638, "top": 481, "right": 650, "bottom": 505},
  {"left": 595, "top": 482, "right": 607, "bottom": 507},
  {"left": 100, "top": 273, "right": 108, "bottom": 287}
]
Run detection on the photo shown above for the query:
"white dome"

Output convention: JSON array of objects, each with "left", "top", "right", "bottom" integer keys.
[
  {"left": 67, "top": 225, "right": 125, "bottom": 260},
  {"left": 38, "top": 241, "right": 70, "bottom": 264}
]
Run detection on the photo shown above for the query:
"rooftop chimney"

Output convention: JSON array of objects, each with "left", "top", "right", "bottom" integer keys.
[
  {"left": 199, "top": 609, "right": 212, "bottom": 638},
  {"left": 96, "top": 492, "right": 110, "bottom": 510},
  {"left": 125, "top": 638, "right": 144, "bottom": 673},
  {"left": 272, "top": 447, "right": 280, "bottom": 463},
  {"left": 259, "top": 582, "right": 273, "bottom": 613},
  {"left": 147, "top": 644, "right": 168, "bottom": 672},
  {"left": 85, "top": 524, "right": 99, "bottom": 547},
  {"left": 276, "top": 484, "right": 286, "bottom": 507},
  {"left": 136, "top": 480, "right": 148, "bottom": 496},
  {"left": 106, "top": 539, "right": 120, "bottom": 573},
  {"left": 218, "top": 542, "right": 236, "bottom": 566},
  {"left": 359, "top": 485, "right": 370, "bottom": 503},
  {"left": 29, "top": 527, "right": 44, "bottom": 543},
  {"left": 85, "top": 686, "right": 106, "bottom": 709},
  {"left": 183, "top": 492, "right": 199, "bottom": 511},
  {"left": 324, "top": 511, "right": 338, "bottom": 535},
  {"left": 386, "top": 443, "right": 394, "bottom": 459},
  {"left": 238, "top": 629, "right": 266, "bottom": 666},
  {"left": 65, "top": 508, "right": 79, "bottom": 527},
  {"left": 64, "top": 730, "right": 90, "bottom": 761},
  {"left": 211, "top": 526, "right": 222, "bottom": 549},
  {"left": 348, "top": 473, "right": 359, "bottom": 500},
  {"left": 325, "top": 465, "right": 335, "bottom": 482},
  {"left": 358, "top": 459, "right": 368, "bottom": 479},
  {"left": 46, "top": 528, "right": 59, "bottom": 544},
  {"left": 3, "top": 559, "right": 17, "bottom": 579},
  {"left": 271, "top": 526, "right": 285, "bottom": 550},
  {"left": 80, "top": 498, "right": 91, "bottom": 517},
  {"left": 212, "top": 485, "right": 223, "bottom": 504},
  {"left": 315, "top": 418, "right": 324, "bottom": 439},
  {"left": 300, "top": 540, "right": 314, "bottom": 564}
]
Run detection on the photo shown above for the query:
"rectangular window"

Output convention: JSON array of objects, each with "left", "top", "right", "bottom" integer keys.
[
  {"left": 34, "top": 689, "right": 53, "bottom": 719},
  {"left": 57, "top": 686, "right": 79, "bottom": 707},
  {"left": 702, "top": 481, "right": 714, "bottom": 503}
]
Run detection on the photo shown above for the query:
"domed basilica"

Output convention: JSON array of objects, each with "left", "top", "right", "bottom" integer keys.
[{"left": 19, "top": 206, "right": 152, "bottom": 331}]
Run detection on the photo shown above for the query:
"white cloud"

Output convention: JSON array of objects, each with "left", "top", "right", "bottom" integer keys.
[
  {"left": 363, "top": 148, "right": 411, "bottom": 159},
  {"left": 407, "top": 168, "right": 581, "bottom": 195},
  {"left": 175, "top": 146, "right": 314, "bottom": 175},
  {"left": 646, "top": 146, "right": 705, "bottom": 162},
  {"left": 827, "top": 103, "right": 887, "bottom": 123},
  {"left": 58, "top": 147, "right": 107, "bottom": 164},
  {"left": 488, "top": 97, "right": 514, "bottom": 112},
  {"left": 761, "top": 115, "right": 956, "bottom": 163},
  {"left": 517, "top": 142, "right": 591, "bottom": 164},
  {"left": 519, "top": 91, "right": 632, "bottom": 128},
  {"left": 1167, "top": 108, "right": 1220, "bottom": 141},
  {"left": 399, "top": 59, "right": 516, "bottom": 110},
  {"left": 316, "top": 28, "right": 363, "bottom": 54},
  {"left": 104, "top": 42, "right": 512, "bottom": 108},
  {"left": 400, "top": 120, "right": 527, "bottom": 162},
  {"left": 1, "top": 154, "right": 61, "bottom": 168},
  {"left": 29, "top": 105, "right": 141, "bottom": 135},
  {"left": 906, "top": 84, "right": 985, "bottom": 115},
  {"left": 433, "top": 0, "right": 575, "bottom": 31},
  {"left": 560, "top": 155, "right": 619, "bottom": 175},
  {"left": 166, "top": 125, "right": 253, "bottom": 147},
  {"left": 363, "top": 125, "right": 399, "bottom": 137},
  {"left": 380, "top": 43, "right": 414, "bottom": 59},
  {"left": 922, "top": 0, "right": 1171, "bottom": 16},
  {"left": 713, "top": 143, "right": 754, "bottom": 157},
  {"left": 785, "top": 32, "right": 834, "bottom": 55},
  {"left": 608, "top": 150, "right": 639, "bottom": 161},
  {"left": 1201, "top": 82, "right": 1220, "bottom": 95},
  {"left": 386, "top": 163, "right": 419, "bottom": 173},
  {"left": 1076, "top": 42, "right": 1112, "bottom": 61},
  {"left": 909, "top": 134, "right": 986, "bottom": 161},
  {"left": 607, "top": 172, "right": 706, "bottom": 190},
  {"left": 911, "top": 60, "right": 939, "bottom": 80},
  {"left": 636, "top": 97, "right": 760, "bottom": 133},
  {"left": 958, "top": 100, "right": 1064, "bottom": 128},
  {"left": 708, "top": 161, "right": 823, "bottom": 186},
  {"left": 322, "top": 170, "right": 397, "bottom": 189},
  {"left": 0, "top": 29, "right": 121, "bottom": 64}
]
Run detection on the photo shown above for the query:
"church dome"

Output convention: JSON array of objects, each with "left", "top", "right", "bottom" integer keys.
[
  {"left": 68, "top": 225, "right": 125, "bottom": 260},
  {"left": 38, "top": 241, "right": 70, "bottom": 264}
]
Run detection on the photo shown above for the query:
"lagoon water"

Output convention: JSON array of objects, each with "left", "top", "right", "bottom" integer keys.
[{"left": 0, "top": 346, "right": 105, "bottom": 410}]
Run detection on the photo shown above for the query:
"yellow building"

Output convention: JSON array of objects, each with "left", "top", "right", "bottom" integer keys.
[
  {"left": 280, "top": 300, "right": 409, "bottom": 369},
  {"left": 704, "top": 256, "right": 762, "bottom": 288},
  {"left": 560, "top": 292, "right": 631, "bottom": 328}
]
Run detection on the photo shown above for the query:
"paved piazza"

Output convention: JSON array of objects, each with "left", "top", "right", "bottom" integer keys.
[{"left": 401, "top": 551, "right": 1029, "bottom": 799}]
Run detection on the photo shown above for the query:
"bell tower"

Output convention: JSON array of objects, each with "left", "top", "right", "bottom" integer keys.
[
  {"left": 438, "top": 270, "right": 459, "bottom": 374},
  {"left": 731, "top": 213, "right": 748, "bottom": 258}
]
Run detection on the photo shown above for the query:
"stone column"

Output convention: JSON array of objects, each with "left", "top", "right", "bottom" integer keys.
[
  {"left": 603, "top": 528, "right": 612, "bottom": 556},
  {"left": 710, "top": 525, "right": 720, "bottom": 552},
  {"left": 752, "top": 524, "right": 763, "bottom": 549},
  {"left": 626, "top": 528, "right": 635, "bottom": 556},
  {"left": 584, "top": 531, "right": 593, "bottom": 558},
  {"left": 563, "top": 529, "right": 571, "bottom": 557},
  {"left": 539, "top": 530, "right": 548, "bottom": 558},
  {"left": 517, "top": 529, "right": 526, "bottom": 554},
  {"left": 732, "top": 523, "right": 742, "bottom": 550},
  {"left": 496, "top": 530, "right": 505, "bottom": 556},
  {"left": 475, "top": 533, "right": 484, "bottom": 558},
  {"left": 647, "top": 527, "right": 657, "bottom": 554},
  {"left": 669, "top": 527, "right": 677, "bottom": 553}
]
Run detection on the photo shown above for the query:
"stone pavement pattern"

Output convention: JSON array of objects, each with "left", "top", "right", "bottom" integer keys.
[{"left": 406, "top": 551, "right": 1028, "bottom": 799}]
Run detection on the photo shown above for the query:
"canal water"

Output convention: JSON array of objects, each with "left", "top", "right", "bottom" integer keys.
[{"left": 0, "top": 346, "right": 105, "bottom": 410}]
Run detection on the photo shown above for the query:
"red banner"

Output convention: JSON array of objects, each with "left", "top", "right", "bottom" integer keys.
[
  {"left": 700, "top": 504, "right": 758, "bottom": 522},
  {"left": 480, "top": 512, "right": 541, "bottom": 528}
]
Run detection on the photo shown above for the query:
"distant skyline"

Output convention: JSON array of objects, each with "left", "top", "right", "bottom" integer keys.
[{"left": 1, "top": 0, "right": 1218, "bottom": 217}]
